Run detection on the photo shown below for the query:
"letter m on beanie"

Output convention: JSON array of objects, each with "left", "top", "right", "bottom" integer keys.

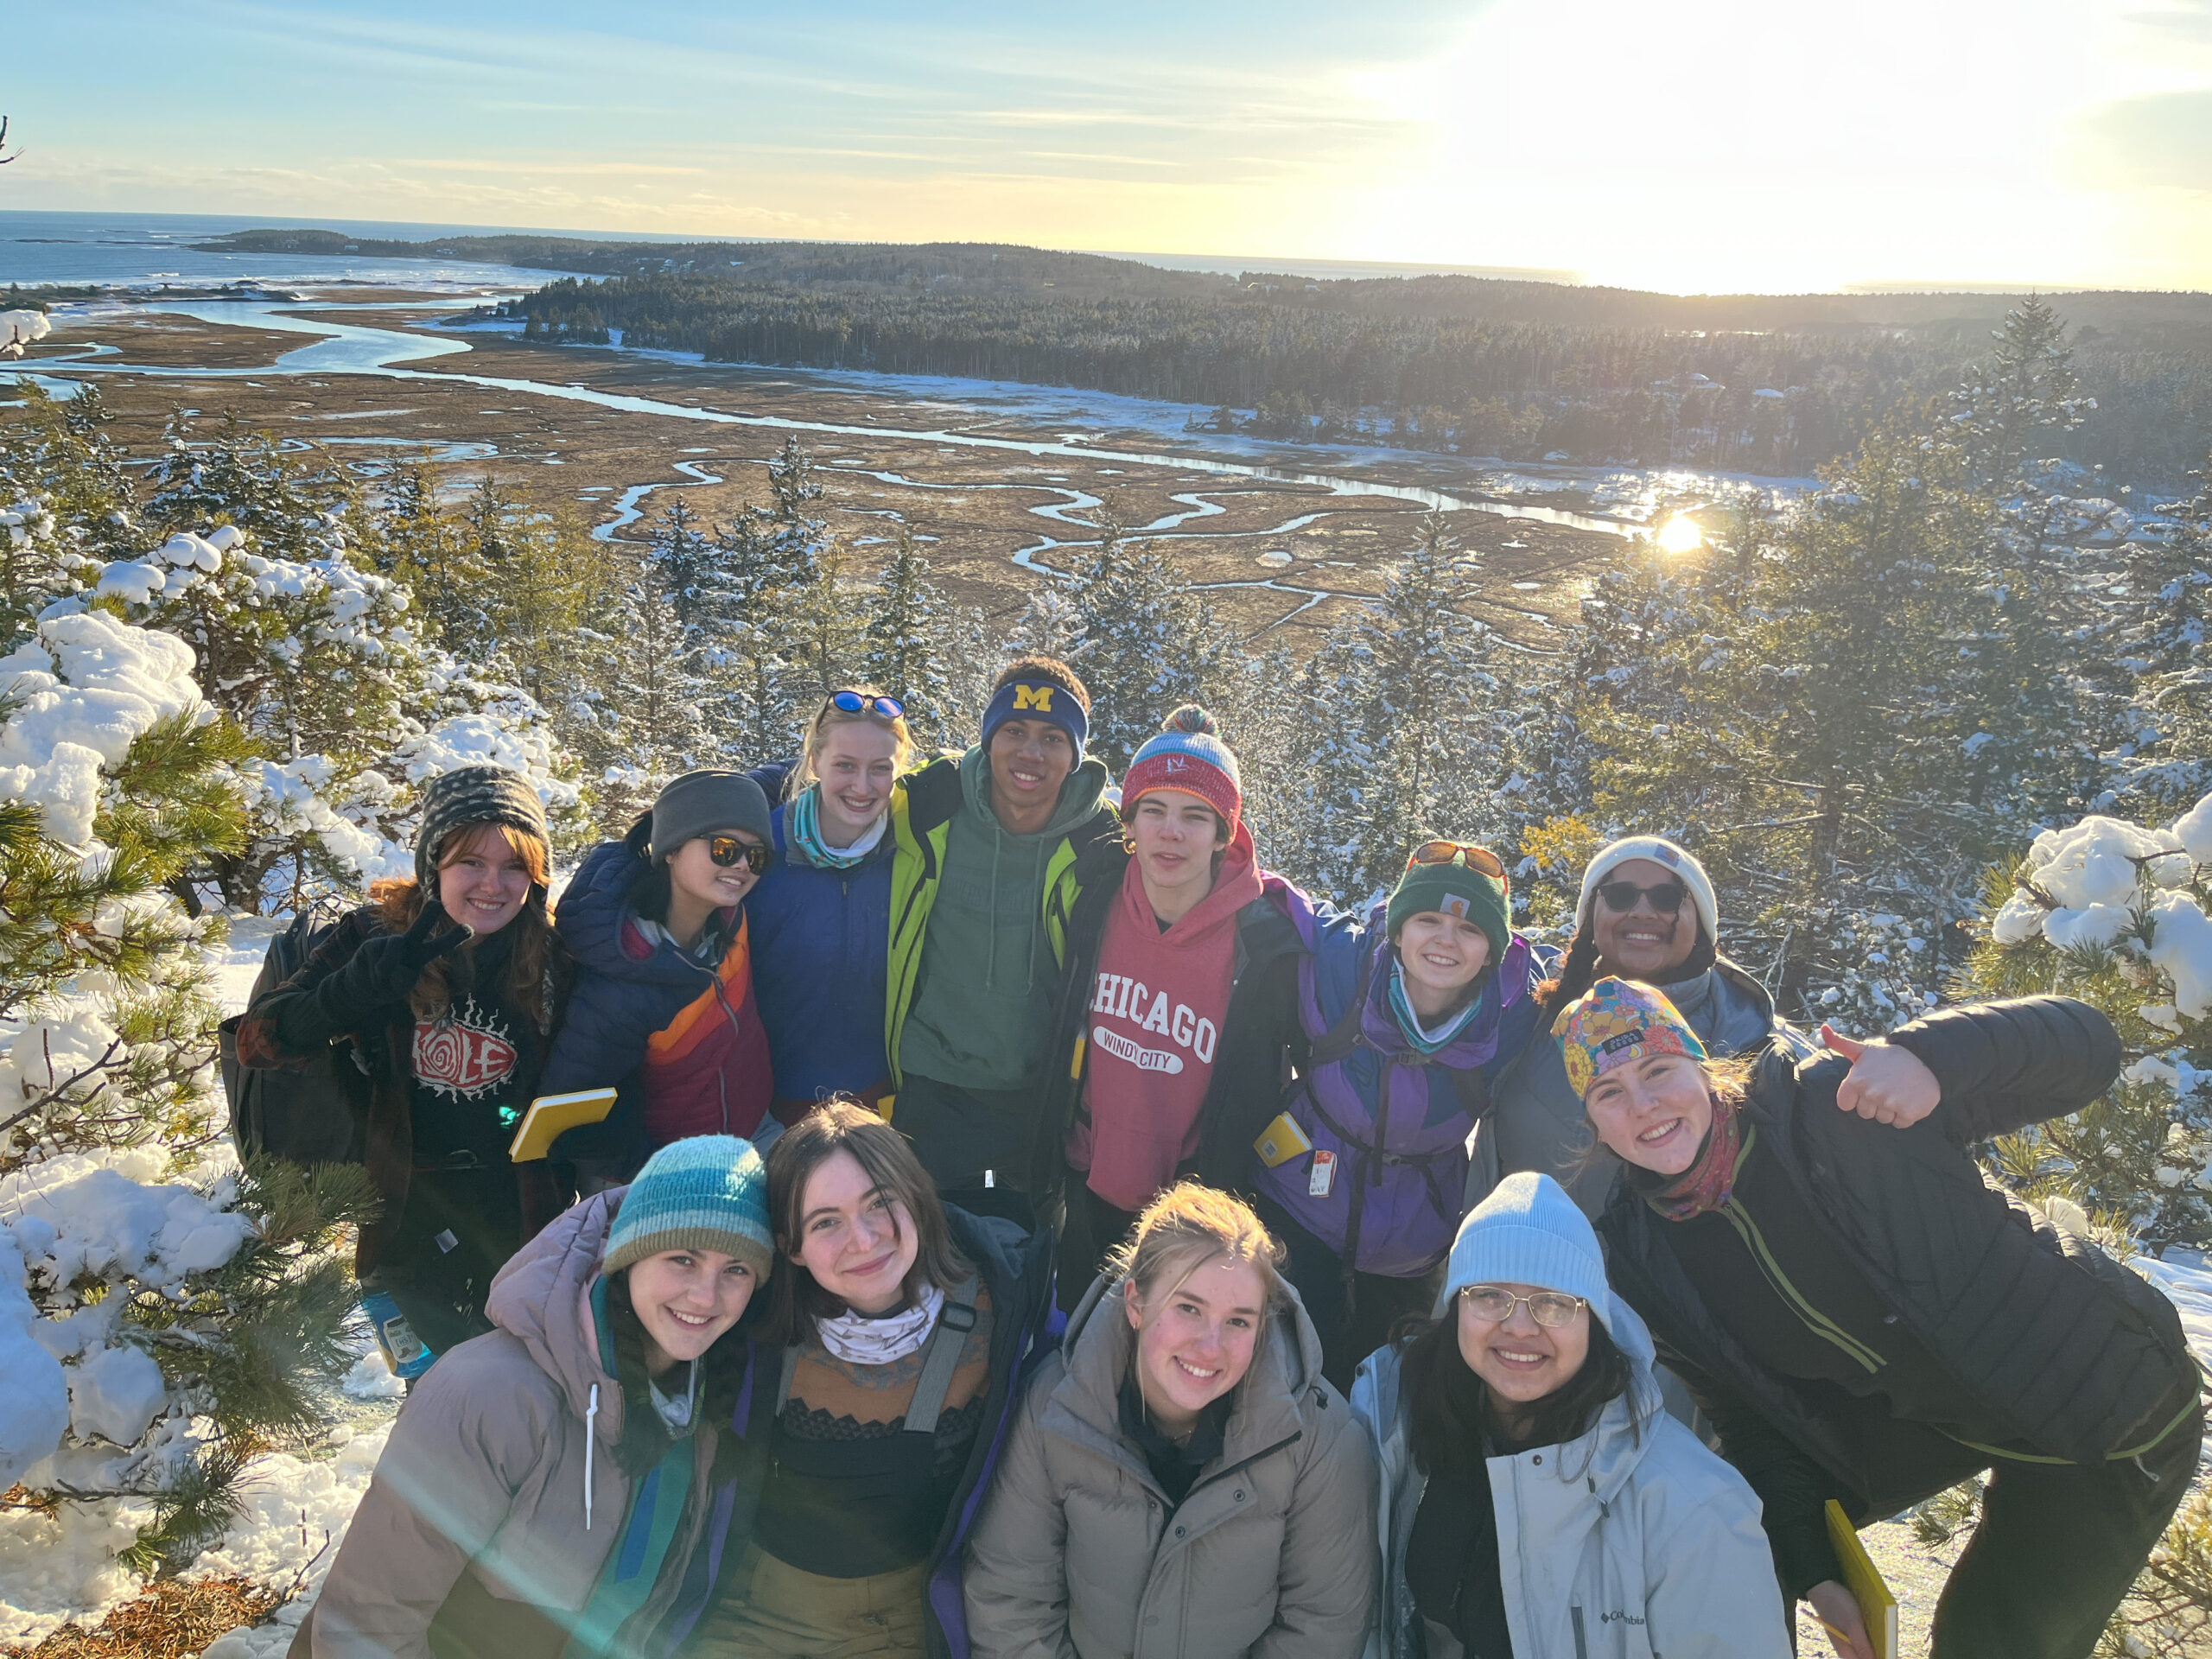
[{"left": 1014, "top": 684, "right": 1055, "bottom": 712}]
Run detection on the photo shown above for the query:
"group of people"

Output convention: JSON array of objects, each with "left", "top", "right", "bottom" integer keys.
[{"left": 237, "top": 652, "right": 2206, "bottom": 1659}]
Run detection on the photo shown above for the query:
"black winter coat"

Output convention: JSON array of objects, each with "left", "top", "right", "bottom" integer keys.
[
  {"left": 1598, "top": 996, "right": 2200, "bottom": 1596},
  {"left": 1038, "top": 837, "right": 1310, "bottom": 1205}
]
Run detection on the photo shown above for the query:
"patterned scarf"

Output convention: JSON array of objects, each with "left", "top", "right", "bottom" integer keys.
[
  {"left": 787, "top": 785, "right": 887, "bottom": 871},
  {"left": 1637, "top": 1095, "right": 1750, "bottom": 1222},
  {"left": 816, "top": 1282, "right": 945, "bottom": 1366}
]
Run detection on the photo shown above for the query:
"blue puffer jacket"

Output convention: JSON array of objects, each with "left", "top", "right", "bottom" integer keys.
[
  {"left": 540, "top": 835, "right": 772, "bottom": 1163},
  {"left": 742, "top": 768, "right": 894, "bottom": 1106}
]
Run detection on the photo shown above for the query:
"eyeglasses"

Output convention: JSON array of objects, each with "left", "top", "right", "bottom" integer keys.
[
  {"left": 707, "top": 836, "right": 772, "bottom": 874},
  {"left": 1595, "top": 880, "right": 1688, "bottom": 915},
  {"left": 1408, "top": 841, "right": 1508, "bottom": 880},
  {"left": 1459, "top": 1286, "right": 1587, "bottom": 1327},
  {"left": 829, "top": 690, "right": 906, "bottom": 721}
]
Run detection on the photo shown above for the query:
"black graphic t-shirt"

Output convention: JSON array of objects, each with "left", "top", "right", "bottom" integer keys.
[{"left": 406, "top": 929, "right": 539, "bottom": 1170}]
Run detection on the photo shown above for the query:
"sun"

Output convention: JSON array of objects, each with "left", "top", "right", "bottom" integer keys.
[{"left": 1655, "top": 514, "right": 1706, "bottom": 556}]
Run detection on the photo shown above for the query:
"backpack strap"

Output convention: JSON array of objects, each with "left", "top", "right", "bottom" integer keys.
[
  {"left": 776, "top": 1343, "right": 801, "bottom": 1414},
  {"left": 902, "top": 1274, "right": 982, "bottom": 1437},
  {"left": 1304, "top": 976, "right": 1370, "bottom": 1069}
]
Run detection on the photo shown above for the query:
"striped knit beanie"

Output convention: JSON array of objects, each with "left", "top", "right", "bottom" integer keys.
[
  {"left": 603, "top": 1135, "right": 774, "bottom": 1282},
  {"left": 1122, "top": 705, "right": 1243, "bottom": 831},
  {"left": 414, "top": 764, "right": 550, "bottom": 890}
]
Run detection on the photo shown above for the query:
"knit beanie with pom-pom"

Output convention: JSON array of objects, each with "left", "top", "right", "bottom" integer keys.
[{"left": 1122, "top": 705, "right": 1243, "bottom": 832}]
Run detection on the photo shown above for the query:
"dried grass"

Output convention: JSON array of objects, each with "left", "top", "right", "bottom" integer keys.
[{"left": 1, "top": 1577, "right": 283, "bottom": 1659}]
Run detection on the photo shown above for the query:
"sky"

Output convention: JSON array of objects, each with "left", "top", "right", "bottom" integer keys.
[{"left": 9, "top": 0, "right": 2212, "bottom": 294}]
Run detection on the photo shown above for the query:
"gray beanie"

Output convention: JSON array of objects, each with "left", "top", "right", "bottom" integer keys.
[
  {"left": 415, "top": 765, "right": 550, "bottom": 891},
  {"left": 650, "top": 770, "right": 773, "bottom": 862}
]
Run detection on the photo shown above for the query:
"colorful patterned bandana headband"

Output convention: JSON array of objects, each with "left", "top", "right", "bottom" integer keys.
[{"left": 1556, "top": 976, "right": 1708, "bottom": 1099}]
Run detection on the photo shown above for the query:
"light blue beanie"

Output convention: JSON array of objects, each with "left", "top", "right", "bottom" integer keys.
[
  {"left": 1446, "top": 1172, "right": 1615, "bottom": 1337},
  {"left": 603, "top": 1135, "right": 774, "bottom": 1282}
]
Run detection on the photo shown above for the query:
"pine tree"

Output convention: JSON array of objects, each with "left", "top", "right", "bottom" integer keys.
[
  {"left": 1065, "top": 506, "right": 1227, "bottom": 770},
  {"left": 2110, "top": 451, "right": 2212, "bottom": 818},
  {"left": 860, "top": 524, "right": 963, "bottom": 749}
]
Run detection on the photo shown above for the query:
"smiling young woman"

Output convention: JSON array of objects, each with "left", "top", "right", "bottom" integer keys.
[
  {"left": 1567, "top": 977, "right": 2203, "bottom": 1659},
  {"left": 289, "top": 1135, "right": 778, "bottom": 1659},
  {"left": 1244, "top": 840, "right": 1555, "bottom": 1389},
  {"left": 964, "top": 1181, "right": 1380, "bottom": 1659},
  {"left": 694, "top": 1100, "right": 1055, "bottom": 1659},
  {"left": 742, "top": 688, "right": 913, "bottom": 1122},
  {"left": 1351, "top": 1172, "right": 1788, "bottom": 1659},
  {"left": 541, "top": 770, "right": 779, "bottom": 1167},
  {"left": 235, "top": 765, "right": 571, "bottom": 1359}
]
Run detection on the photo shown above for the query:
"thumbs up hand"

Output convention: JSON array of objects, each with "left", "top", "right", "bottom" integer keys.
[{"left": 1821, "top": 1022, "right": 1940, "bottom": 1128}]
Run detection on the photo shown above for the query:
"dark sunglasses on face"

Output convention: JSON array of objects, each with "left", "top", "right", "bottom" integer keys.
[
  {"left": 707, "top": 836, "right": 772, "bottom": 874},
  {"left": 829, "top": 690, "right": 906, "bottom": 720},
  {"left": 1596, "top": 879, "right": 1688, "bottom": 915}
]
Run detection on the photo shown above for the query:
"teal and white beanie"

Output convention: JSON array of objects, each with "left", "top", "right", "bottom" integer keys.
[{"left": 603, "top": 1135, "right": 774, "bottom": 1282}]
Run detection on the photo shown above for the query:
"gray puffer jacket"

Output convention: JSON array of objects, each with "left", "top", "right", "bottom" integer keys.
[
  {"left": 1351, "top": 1293, "right": 1788, "bottom": 1659},
  {"left": 963, "top": 1273, "right": 1380, "bottom": 1659},
  {"left": 1467, "top": 957, "right": 1809, "bottom": 1220},
  {"left": 292, "top": 1192, "right": 734, "bottom": 1659}
]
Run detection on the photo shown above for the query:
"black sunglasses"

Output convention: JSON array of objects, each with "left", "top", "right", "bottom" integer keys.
[
  {"left": 1596, "top": 879, "right": 1688, "bottom": 915},
  {"left": 830, "top": 690, "right": 906, "bottom": 720},
  {"left": 707, "top": 835, "right": 772, "bottom": 874}
]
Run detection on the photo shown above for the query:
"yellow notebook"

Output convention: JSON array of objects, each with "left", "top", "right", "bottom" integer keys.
[
  {"left": 1254, "top": 1111, "right": 1314, "bottom": 1168},
  {"left": 1824, "top": 1499, "right": 1897, "bottom": 1659},
  {"left": 508, "top": 1088, "right": 618, "bottom": 1163}
]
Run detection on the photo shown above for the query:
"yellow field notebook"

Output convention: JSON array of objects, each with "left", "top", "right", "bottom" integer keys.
[
  {"left": 1824, "top": 1499, "right": 1898, "bottom": 1659},
  {"left": 1254, "top": 1111, "right": 1314, "bottom": 1168},
  {"left": 508, "top": 1088, "right": 618, "bottom": 1163}
]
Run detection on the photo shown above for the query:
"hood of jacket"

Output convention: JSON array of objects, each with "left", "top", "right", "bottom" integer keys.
[
  {"left": 957, "top": 741, "right": 1110, "bottom": 845},
  {"left": 1044, "top": 1263, "right": 1332, "bottom": 1479},
  {"left": 486, "top": 1187, "right": 626, "bottom": 1444},
  {"left": 554, "top": 840, "right": 721, "bottom": 990},
  {"left": 1128, "top": 818, "right": 1266, "bottom": 947}
]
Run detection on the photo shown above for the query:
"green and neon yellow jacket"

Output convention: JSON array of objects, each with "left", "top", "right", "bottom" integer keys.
[{"left": 886, "top": 747, "right": 1119, "bottom": 1092}]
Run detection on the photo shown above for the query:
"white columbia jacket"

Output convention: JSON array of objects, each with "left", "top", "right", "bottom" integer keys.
[{"left": 1350, "top": 1294, "right": 1789, "bottom": 1659}]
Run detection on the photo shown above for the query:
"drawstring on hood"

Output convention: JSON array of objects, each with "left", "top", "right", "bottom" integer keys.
[{"left": 584, "top": 1382, "right": 599, "bottom": 1529}]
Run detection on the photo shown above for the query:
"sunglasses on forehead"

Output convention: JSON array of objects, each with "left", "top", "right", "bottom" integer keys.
[
  {"left": 1595, "top": 879, "right": 1688, "bottom": 914},
  {"left": 707, "top": 836, "right": 772, "bottom": 874},
  {"left": 1408, "top": 841, "right": 1508, "bottom": 880},
  {"left": 828, "top": 690, "right": 906, "bottom": 720}
]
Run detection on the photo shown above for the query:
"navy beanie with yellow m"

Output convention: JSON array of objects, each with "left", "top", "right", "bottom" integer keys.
[{"left": 979, "top": 675, "right": 1088, "bottom": 760}]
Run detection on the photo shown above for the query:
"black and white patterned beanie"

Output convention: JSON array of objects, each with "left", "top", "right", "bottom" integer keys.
[{"left": 414, "top": 765, "right": 551, "bottom": 892}]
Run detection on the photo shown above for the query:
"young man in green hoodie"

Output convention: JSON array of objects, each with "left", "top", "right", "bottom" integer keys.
[{"left": 884, "top": 656, "right": 1120, "bottom": 1227}]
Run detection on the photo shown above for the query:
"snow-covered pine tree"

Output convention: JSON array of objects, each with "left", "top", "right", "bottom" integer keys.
[
  {"left": 2110, "top": 450, "right": 2212, "bottom": 819},
  {"left": 859, "top": 523, "right": 964, "bottom": 750},
  {"left": 569, "top": 569, "right": 712, "bottom": 832},
  {"left": 1065, "top": 505, "right": 1226, "bottom": 771},
  {"left": 1275, "top": 513, "right": 1502, "bottom": 905},
  {"left": 0, "top": 604, "right": 376, "bottom": 1580},
  {"left": 710, "top": 438, "right": 840, "bottom": 761},
  {"left": 366, "top": 463, "right": 491, "bottom": 659}
]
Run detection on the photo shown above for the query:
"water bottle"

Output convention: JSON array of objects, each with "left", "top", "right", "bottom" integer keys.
[{"left": 359, "top": 1289, "right": 436, "bottom": 1381}]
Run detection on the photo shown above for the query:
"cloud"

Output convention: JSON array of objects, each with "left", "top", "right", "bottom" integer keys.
[{"left": 2085, "top": 89, "right": 2212, "bottom": 189}]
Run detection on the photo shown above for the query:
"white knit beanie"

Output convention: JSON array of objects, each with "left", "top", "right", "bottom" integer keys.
[
  {"left": 1577, "top": 836, "right": 1720, "bottom": 946},
  {"left": 1445, "top": 1173, "right": 1617, "bottom": 1339}
]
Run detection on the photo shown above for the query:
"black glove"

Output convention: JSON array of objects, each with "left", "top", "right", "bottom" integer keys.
[{"left": 336, "top": 902, "right": 476, "bottom": 1009}]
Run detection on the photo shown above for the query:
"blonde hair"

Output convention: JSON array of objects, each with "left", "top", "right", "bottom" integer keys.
[
  {"left": 1109, "top": 1180, "right": 1287, "bottom": 1331},
  {"left": 787, "top": 685, "right": 914, "bottom": 801}
]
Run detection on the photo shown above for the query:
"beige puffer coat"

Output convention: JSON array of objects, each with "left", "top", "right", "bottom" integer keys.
[{"left": 963, "top": 1273, "right": 1379, "bottom": 1659}]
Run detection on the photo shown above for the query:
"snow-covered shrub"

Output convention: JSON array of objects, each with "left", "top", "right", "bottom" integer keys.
[{"left": 1967, "top": 797, "right": 2212, "bottom": 1248}]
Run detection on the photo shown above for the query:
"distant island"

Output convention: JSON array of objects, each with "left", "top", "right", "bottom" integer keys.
[{"left": 195, "top": 230, "right": 2212, "bottom": 486}]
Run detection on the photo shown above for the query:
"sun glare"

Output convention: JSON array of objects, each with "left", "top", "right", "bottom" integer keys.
[{"left": 1656, "top": 515, "right": 1706, "bottom": 556}]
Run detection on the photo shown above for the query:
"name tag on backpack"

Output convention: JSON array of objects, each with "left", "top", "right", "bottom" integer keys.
[{"left": 1309, "top": 1150, "right": 1337, "bottom": 1198}]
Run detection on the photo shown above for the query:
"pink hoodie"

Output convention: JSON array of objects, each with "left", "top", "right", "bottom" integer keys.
[{"left": 1067, "top": 826, "right": 1265, "bottom": 1211}]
